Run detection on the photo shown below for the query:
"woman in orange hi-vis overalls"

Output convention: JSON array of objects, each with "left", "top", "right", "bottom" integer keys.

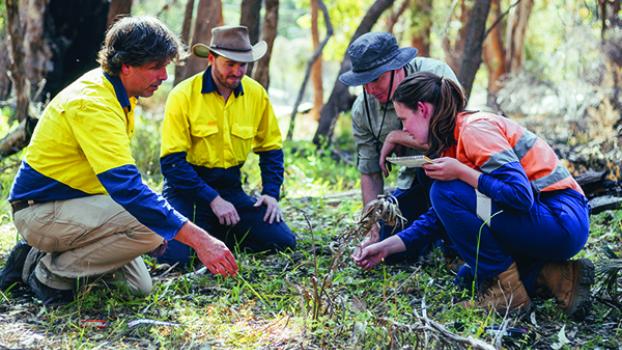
[{"left": 354, "top": 72, "right": 594, "bottom": 319}]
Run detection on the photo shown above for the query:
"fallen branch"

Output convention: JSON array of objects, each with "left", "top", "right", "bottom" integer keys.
[
  {"left": 379, "top": 297, "right": 496, "bottom": 350},
  {"left": 0, "top": 119, "right": 27, "bottom": 159}
]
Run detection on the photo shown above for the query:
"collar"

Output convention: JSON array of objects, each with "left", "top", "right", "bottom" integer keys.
[
  {"left": 201, "top": 66, "right": 244, "bottom": 97},
  {"left": 103, "top": 72, "right": 132, "bottom": 112}
]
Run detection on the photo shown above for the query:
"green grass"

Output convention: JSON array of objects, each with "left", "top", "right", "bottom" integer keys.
[{"left": 0, "top": 123, "right": 621, "bottom": 348}]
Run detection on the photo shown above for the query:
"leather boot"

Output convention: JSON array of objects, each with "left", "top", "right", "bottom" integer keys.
[
  {"left": 537, "top": 258, "right": 594, "bottom": 320},
  {"left": 474, "top": 262, "right": 532, "bottom": 314},
  {"left": 0, "top": 241, "right": 32, "bottom": 290},
  {"left": 27, "top": 272, "right": 74, "bottom": 306}
]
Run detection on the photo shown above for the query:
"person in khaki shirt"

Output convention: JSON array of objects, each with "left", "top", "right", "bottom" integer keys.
[
  {"left": 0, "top": 17, "right": 237, "bottom": 306},
  {"left": 339, "top": 32, "right": 459, "bottom": 266},
  {"left": 158, "top": 26, "right": 296, "bottom": 268}
]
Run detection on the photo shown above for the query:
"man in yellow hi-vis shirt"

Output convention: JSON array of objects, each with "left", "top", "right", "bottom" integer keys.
[
  {"left": 158, "top": 25, "right": 296, "bottom": 267},
  {"left": 0, "top": 17, "right": 238, "bottom": 305}
]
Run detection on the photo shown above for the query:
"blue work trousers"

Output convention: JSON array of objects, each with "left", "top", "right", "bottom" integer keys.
[
  {"left": 158, "top": 186, "right": 296, "bottom": 266},
  {"left": 431, "top": 180, "right": 589, "bottom": 294},
  {"left": 381, "top": 169, "right": 453, "bottom": 263}
]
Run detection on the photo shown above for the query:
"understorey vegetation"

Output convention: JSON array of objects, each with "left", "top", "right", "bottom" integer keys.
[{"left": 0, "top": 112, "right": 621, "bottom": 348}]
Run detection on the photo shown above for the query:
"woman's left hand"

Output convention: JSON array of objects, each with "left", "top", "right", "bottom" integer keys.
[{"left": 422, "top": 157, "right": 467, "bottom": 181}]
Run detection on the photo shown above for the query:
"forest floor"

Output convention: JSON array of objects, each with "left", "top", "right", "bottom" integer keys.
[
  {"left": 1, "top": 104, "right": 621, "bottom": 349},
  {"left": 0, "top": 188, "right": 621, "bottom": 349}
]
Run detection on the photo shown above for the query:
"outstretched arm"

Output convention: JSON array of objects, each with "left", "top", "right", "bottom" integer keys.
[{"left": 175, "top": 221, "right": 238, "bottom": 276}]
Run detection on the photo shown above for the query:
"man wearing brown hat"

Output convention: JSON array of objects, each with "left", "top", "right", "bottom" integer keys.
[{"left": 158, "top": 25, "right": 296, "bottom": 267}]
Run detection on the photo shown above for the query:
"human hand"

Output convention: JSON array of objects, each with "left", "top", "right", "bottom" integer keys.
[
  {"left": 175, "top": 222, "right": 238, "bottom": 277},
  {"left": 253, "top": 194, "right": 283, "bottom": 224},
  {"left": 379, "top": 131, "right": 400, "bottom": 177},
  {"left": 352, "top": 224, "right": 381, "bottom": 260},
  {"left": 210, "top": 196, "right": 240, "bottom": 226},
  {"left": 352, "top": 240, "right": 389, "bottom": 270},
  {"left": 422, "top": 157, "right": 468, "bottom": 181},
  {"left": 196, "top": 234, "right": 238, "bottom": 277}
]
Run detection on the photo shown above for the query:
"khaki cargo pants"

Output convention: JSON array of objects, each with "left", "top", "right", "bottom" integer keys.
[{"left": 13, "top": 195, "right": 163, "bottom": 295}]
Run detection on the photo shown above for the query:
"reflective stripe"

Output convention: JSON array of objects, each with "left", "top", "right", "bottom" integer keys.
[
  {"left": 476, "top": 189, "right": 492, "bottom": 226},
  {"left": 531, "top": 164, "right": 571, "bottom": 191},
  {"left": 514, "top": 129, "right": 538, "bottom": 159},
  {"left": 480, "top": 148, "right": 519, "bottom": 173}
]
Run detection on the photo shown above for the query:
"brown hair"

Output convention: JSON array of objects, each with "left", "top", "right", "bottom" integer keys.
[
  {"left": 392, "top": 72, "right": 466, "bottom": 157},
  {"left": 98, "top": 16, "right": 180, "bottom": 75}
]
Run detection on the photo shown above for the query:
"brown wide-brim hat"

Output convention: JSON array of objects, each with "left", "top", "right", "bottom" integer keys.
[{"left": 192, "top": 25, "right": 267, "bottom": 63}]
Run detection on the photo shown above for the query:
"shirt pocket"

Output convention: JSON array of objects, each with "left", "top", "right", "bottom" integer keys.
[
  {"left": 230, "top": 123, "right": 255, "bottom": 162},
  {"left": 189, "top": 123, "right": 219, "bottom": 165},
  {"left": 190, "top": 123, "right": 219, "bottom": 138}
]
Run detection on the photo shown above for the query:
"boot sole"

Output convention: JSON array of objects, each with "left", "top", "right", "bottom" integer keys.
[{"left": 565, "top": 258, "right": 594, "bottom": 320}]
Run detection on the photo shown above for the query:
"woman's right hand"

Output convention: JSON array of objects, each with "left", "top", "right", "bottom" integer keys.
[
  {"left": 353, "top": 241, "right": 390, "bottom": 270},
  {"left": 352, "top": 235, "right": 407, "bottom": 270},
  {"left": 352, "top": 224, "right": 380, "bottom": 260}
]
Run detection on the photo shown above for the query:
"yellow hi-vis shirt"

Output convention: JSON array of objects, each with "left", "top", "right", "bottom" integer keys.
[
  {"left": 11, "top": 68, "right": 186, "bottom": 239},
  {"left": 161, "top": 68, "right": 283, "bottom": 168},
  {"left": 25, "top": 68, "right": 136, "bottom": 194}
]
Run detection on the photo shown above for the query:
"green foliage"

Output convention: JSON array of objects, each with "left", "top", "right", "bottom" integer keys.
[
  {"left": 1, "top": 150, "right": 622, "bottom": 347},
  {"left": 1, "top": 1, "right": 622, "bottom": 347},
  {"left": 131, "top": 113, "right": 164, "bottom": 189},
  {"left": 0, "top": 0, "right": 5, "bottom": 37}
]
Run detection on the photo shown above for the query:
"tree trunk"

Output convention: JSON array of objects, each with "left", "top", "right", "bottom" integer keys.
[
  {"left": 457, "top": 0, "right": 492, "bottom": 101},
  {"left": 505, "top": 0, "right": 533, "bottom": 73},
  {"left": 240, "top": 0, "right": 262, "bottom": 76},
  {"left": 176, "top": 0, "right": 223, "bottom": 83},
  {"left": 0, "top": 40, "right": 10, "bottom": 100},
  {"left": 385, "top": 0, "right": 410, "bottom": 34},
  {"left": 253, "top": 0, "right": 279, "bottom": 90},
  {"left": 313, "top": 0, "right": 396, "bottom": 147},
  {"left": 106, "top": 0, "right": 132, "bottom": 27},
  {"left": 6, "top": 0, "right": 32, "bottom": 122},
  {"left": 44, "top": 0, "right": 109, "bottom": 97},
  {"left": 409, "top": 0, "right": 432, "bottom": 57},
  {"left": 2, "top": 0, "right": 109, "bottom": 157},
  {"left": 310, "top": 0, "right": 323, "bottom": 121},
  {"left": 24, "top": 0, "right": 51, "bottom": 101},
  {"left": 174, "top": 0, "right": 195, "bottom": 86},
  {"left": 482, "top": 0, "right": 506, "bottom": 106},
  {"left": 600, "top": 0, "right": 622, "bottom": 123}
]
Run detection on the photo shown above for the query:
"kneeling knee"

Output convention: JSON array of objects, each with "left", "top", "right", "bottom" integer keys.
[{"left": 274, "top": 232, "right": 297, "bottom": 251}]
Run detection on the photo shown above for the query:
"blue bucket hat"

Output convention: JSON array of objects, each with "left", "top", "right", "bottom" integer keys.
[{"left": 339, "top": 32, "right": 418, "bottom": 86}]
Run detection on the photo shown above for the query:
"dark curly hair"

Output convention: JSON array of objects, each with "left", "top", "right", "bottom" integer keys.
[
  {"left": 392, "top": 72, "right": 466, "bottom": 157},
  {"left": 97, "top": 16, "right": 181, "bottom": 75}
]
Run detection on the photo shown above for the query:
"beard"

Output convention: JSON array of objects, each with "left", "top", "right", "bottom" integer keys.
[{"left": 212, "top": 66, "right": 242, "bottom": 90}]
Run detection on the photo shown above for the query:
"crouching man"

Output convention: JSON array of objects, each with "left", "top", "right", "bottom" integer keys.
[{"left": 0, "top": 16, "right": 238, "bottom": 305}]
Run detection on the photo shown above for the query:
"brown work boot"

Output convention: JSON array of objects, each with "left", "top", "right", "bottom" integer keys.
[
  {"left": 537, "top": 258, "right": 594, "bottom": 320},
  {"left": 469, "top": 262, "right": 532, "bottom": 314}
]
